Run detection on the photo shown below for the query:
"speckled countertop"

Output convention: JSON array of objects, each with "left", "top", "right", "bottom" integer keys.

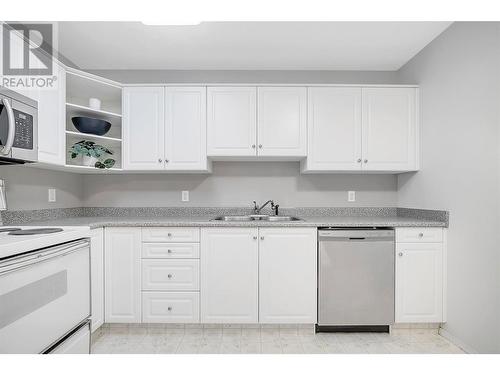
[{"left": 21, "top": 215, "right": 447, "bottom": 229}]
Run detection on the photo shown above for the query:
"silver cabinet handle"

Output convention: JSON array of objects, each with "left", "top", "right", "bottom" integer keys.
[
  {"left": 364, "top": 159, "right": 368, "bottom": 163},
  {"left": 167, "top": 233, "right": 172, "bottom": 237},
  {"left": 398, "top": 252, "right": 403, "bottom": 257},
  {"left": 260, "top": 236, "right": 264, "bottom": 240},
  {"left": 418, "top": 233, "right": 424, "bottom": 238},
  {"left": 167, "top": 249, "right": 173, "bottom": 254},
  {"left": 252, "top": 144, "right": 256, "bottom": 149},
  {"left": 165, "top": 159, "right": 169, "bottom": 163},
  {"left": 167, "top": 307, "right": 172, "bottom": 311},
  {"left": 0, "top": 98, "right": 15, "bottom": 156},
  {"left": 167, "top": 274, "right": 172, "bottom": 279},
  {"left": 258, "top": 144, "right": 263, "bottom": 149},
  {"left": 158, "top": 158, "right": 162, "bottom": 163},
  {"left": 253, "top": 236, "right": 257, "bottom": 240},
  {"left": 357, "top": 158, "right": 362, "bottom": 163}
]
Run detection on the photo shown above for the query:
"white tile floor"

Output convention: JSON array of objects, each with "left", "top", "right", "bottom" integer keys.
[{"left": 91, "top": 325, "right": 465, "bottom": 354}]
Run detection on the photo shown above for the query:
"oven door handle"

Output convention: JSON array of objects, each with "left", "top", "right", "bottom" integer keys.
[
  {"left": 0, "top": 239, "right": 90, "bottom": 275},
  {"left": 0, "top": 97, "right": 15, "bottom": 156}
]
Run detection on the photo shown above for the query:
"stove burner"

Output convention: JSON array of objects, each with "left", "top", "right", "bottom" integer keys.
[
  {"left": 8, "top": 228, "right": 64, "bottom": 236},
  {"left": 0, "top": 228, "right": 21, "bottom": 233}
]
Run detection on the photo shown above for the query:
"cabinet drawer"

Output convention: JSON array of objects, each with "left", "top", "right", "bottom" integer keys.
[
  {"left": 142, "top": 292, "right": 200, "bottom": 323},
  {"left": 142, "top": 228, "right": 200, "bottom": 242},
  {"left": 396, "top": 228, "right": 443, "bottom": 243},
  {"left": 142, "top": 259, "right": 200, "bottom": 290},
  {"left": 142, "top": 243, "right": 200, "bottom": 259}
]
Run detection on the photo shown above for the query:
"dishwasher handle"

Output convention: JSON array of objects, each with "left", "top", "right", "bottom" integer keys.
[{"left": 318, "top": 229, "right": 394, "bottom": 241}]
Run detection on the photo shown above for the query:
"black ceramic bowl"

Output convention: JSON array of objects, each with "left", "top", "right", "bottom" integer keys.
[{"left": 72, "top": 117, "right": 111, "bottom": 136}]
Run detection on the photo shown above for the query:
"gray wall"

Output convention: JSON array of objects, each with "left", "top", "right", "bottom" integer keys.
[
  {"left": 0, "top": 165, "right": 83, "bottom": 210},
  {"left": 396, "top": 22, "right": 500, "bottom": 353},
  {"left": 87, "top": 69, "right": 400, "bottom": 84},
  {"left": 82, "top": 162, "right": 397, "bottom": 208}
]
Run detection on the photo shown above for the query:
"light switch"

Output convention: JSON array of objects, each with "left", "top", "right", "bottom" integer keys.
[
  {"left": 48, "top": 188, "right": 56, "bottom": 202},
  {"left": 348, "top": 191, "right": 355, "bottom": 202},
  {"left": 182, "top": 190, "right": 189, "bottom": 202}
]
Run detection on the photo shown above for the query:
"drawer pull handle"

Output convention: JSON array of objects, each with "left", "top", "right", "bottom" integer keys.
[
  {"left": 167, "top": 307, "right": 172, "bottom": 311},
  {"left": 418, "top": 233, "right": 424, "bottom": 238},
  {"left": 253, "top": 236, "right": 257, "bottom": 240},
  {"left": 167, "top": 233, "right": 172, "bottom": 237},
  {"left": 399, "top": 252, "right": 403, "bottom": 257},
  {"left": 168, "top": 274, "right": 173, "bottom": 279},
  {"left": 260, "top": 236, "right": 264, "bottom": 240},
  {"left": 167, "top": 249, "right": 173, "bottom": 254}
]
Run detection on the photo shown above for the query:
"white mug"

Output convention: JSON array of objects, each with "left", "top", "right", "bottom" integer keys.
[{"left": 89, "top": 97, "right": 101, "bottom": 110}]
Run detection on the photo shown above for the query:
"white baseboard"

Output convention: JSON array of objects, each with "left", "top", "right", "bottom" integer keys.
[{"left": 439, "top": 327, "right": 477, "bottom": 354}]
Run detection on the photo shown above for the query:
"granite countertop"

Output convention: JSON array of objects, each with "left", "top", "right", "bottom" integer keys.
[{"left": 21, "top": 215, "right": 447, "bottom": 229}]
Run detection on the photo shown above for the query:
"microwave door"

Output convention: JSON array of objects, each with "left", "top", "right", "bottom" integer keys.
[{"left": 0, "top": 97, "right": 15, "bottom": 157}]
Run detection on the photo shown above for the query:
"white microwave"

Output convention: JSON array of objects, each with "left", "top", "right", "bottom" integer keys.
[{"left": 0, "top": 87, "right": 38, "bottom": 165}]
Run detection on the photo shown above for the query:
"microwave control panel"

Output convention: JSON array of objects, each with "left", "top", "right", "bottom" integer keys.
[{"left": 12, "top": 109, "right": 34, "bottom": 150}]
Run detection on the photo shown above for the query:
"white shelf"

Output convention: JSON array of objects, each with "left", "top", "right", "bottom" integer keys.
[
  {"left": 63, "top": 164, "right": 124, "bottom": 174},
  {"left": 66, "top": 130, "right": 122, "bottom": 143},
  {"left": 66, "top": 102, "right": 122, "bottom": 119}
]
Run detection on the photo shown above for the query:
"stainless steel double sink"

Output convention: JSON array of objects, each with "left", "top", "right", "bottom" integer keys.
[{"left": 212, "top": 215, "right": 302, "bottom": 222}]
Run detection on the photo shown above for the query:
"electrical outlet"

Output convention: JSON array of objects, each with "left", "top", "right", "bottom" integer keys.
[
  {"left": 348, "top": 191, "right": 356, "bottom": 202},
  {"left": 182, "top": 190, "right": 189, "bottom": 202},
  {"left": 48, "top": 188, "right": 56, "bottom": 202}
]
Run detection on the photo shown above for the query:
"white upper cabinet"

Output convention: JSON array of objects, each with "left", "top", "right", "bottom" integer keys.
[
  {"left": 361, "top": 88, "right": 418, "bottom": 171},
  {"left": 257, "top": 87, "right": 307, "bottom": 157},
  {"left": 123, "top": 87, "right": 165, "bottom": 170},
  {"left": 207, "top": 87, "right": 257, "bottom": 157},
  {"left": 303, "top": 87, "right": 362, "bottom": 171},
  {"left": 165, "top": 87, "right": 208, "bottom": 170},
  {"left": 259, "top": 228, "right": 317, "bottom": 323},
  {"left": 200, "top": 228, "right": 259, "bottom": 323}
]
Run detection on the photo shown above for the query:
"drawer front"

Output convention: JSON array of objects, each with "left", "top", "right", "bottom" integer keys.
[
  {"left": 142, "top": 243, "right": 200, "bottom": 259},
  {"left": 142, "top": 259, "right": 200, "bottom": 290},
  {"left": 142, "top": 228, "right": 200, "bottom": 243},
  {"left": 396, "top": 228, "right": 443, "bottom": 243},
  {"left": 142, "top": 292, "right": 200, "bottom": 323}
]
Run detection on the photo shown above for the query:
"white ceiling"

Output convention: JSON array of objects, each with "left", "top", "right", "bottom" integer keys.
[{"left": 58, "top": 21, "right": 451, "bottom": 71}]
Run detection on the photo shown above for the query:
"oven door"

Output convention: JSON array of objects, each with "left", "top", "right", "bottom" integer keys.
[{"left": 0, "top": 239, "right": 90, "bottom": 354}]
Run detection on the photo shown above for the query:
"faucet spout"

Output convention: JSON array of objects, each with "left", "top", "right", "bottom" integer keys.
[{"left": 253, "top": 200, "right": 278, "bottom": 215}]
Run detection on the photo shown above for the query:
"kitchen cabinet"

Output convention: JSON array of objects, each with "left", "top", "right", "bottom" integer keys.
[
  {"left": 200, "top": 228, "right": 259, "bottom": 323},
  {"left": 142, "top": 292, "right": 200, "bottom": 323},
  {"left": 302, "top": 87, "right": 362, "bottom": 171},
  {"left": 257, "top": 87, "right": 307, "bottom": 157},
  {"left": 207, "top": 87, "right": 257, "bottom": 157},
  {"left": 104, "top": 228, "right": 141, "bottom": 323},
  {"left": 164, "top": 87, "right": 208, "bottom": 170},
  {"left": 122, "top": 87, "right": 165, "bottom": 170},
  {"left": 258, "top": 228, "right": 317, "bottom": 323},
  {"left": 303, "top": 86, "right": 419, "bottom": 172},
  {"left": 90, "top": 228, "right": 104, "bottom": 332},
  {"left": 395, "top": 228, "right": 445, "bottom": 323},
  {"left": 361, "top": 88, "right": 418, "bottom": 171}
]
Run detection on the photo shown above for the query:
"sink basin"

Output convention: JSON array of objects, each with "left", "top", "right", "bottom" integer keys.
[
  {"left": 212, "top": 215, "right": 254, "bottom": 221},
  {"left": 211, "top": 215, "right": 303, "bottom": 222},
  {"left": 263, "top": 216, "right": 302, "bottom": 222}
]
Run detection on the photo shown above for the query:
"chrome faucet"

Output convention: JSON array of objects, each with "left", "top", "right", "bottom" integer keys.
[{"left": 253, "top": 200, "right": 279, "bottom": 215}]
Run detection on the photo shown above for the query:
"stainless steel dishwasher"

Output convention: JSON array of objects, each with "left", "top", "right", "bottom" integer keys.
[{"left": 317, "top": 227, "right": 395, "bottom": 332}]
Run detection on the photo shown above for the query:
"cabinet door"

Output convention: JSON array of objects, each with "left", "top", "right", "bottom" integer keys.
[
  {"left": 259, "top": 228, "right": 317, "bottom": 323},
  {"left": 90, "top": 228, "right": 104, "bottom": 332},
  {"left": 207, "top": 87, "right": 257, "bottom": 156},
  {"left": 201, "top": 228, "right": 259, "bottom": 323},
  {"left": 395, "top": 242, "right": 443, "bottom": 323},
  {"left": 165, "top": 87, "right": 208, "bottom": 170},
  {"left": 257, "top": 87, "right": 306, "bottom": 157},
  {"left": 104, "top": 228, "right": 141, "bottom": 323},
  {"left": 303, "top": 87, "right": 362, "bottom": 171},
  {"left": 123, "top": 87, "right": 165, "bottom": 170},
  {"left": 361, "top": 88, "right": 418, "bottom": 171}
]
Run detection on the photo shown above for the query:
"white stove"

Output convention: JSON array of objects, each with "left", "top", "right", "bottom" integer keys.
[
  {"left": 0, "top": 225, "right": 92, "bottom": 353},
  {"left": 0, "top": 225, "right": 91, "bottom": 259}
]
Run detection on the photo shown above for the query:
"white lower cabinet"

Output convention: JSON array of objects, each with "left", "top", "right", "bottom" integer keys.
[
  {"left": 142, "top": 259, "right": 200, "bottom": 291},
  {"left": 104, "top": 228, "right": 142, "bottom": 323},
  {"left": 201, "top": 228, "right": 259, "bottom": 323},
  {"left": 90, "top": 228, "right": 104, "bottom": 332},
  {"left": 259, "top": 228, "right": 317, "bottom": 323},
  {"left": 395, "top": 228, "right": 445, "bottom": 323},
  {"left": 142, "top": 292, "right": 200, "bottom": 323}
]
